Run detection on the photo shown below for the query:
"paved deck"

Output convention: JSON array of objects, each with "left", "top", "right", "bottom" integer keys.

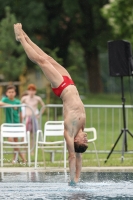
[{"left": 0, "top": 166, "right": 133, "bottom": 172}]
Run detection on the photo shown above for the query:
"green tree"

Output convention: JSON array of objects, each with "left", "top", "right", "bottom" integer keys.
[
  {"left": 0, "top": 6, "right": 26, "bottom": 81},
  {"left": 101, "top": 0, "right": 133, "bottom": 44},
  {"left": 41, "top": 0, "right": 112, "bottom": 93},
  {"left": 0, "top": 1, "right": 112, "bottom": 93}
]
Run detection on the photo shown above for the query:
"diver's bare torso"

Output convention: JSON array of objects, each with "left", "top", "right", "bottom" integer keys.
[{"left": 60, "top": 85, "right": 86, "bottom": 138}]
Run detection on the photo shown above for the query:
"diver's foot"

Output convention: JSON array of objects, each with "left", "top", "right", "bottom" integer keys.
[{"left": 14, "top": 23, "right": 23, "bottom": 42}]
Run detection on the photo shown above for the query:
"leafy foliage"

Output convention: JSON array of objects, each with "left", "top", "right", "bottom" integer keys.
[
  {"left": 101, "top": 0, "right": 133, "bottom": 44},
  {"left": 0, "top": 1, "right": 113, "bottom": 93},
  {"left": 0, "top": 6, "right": 26, "bottom": 81}
]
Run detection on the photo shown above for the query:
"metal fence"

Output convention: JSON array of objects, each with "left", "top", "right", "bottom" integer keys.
[
  {"left": 39, "top": 104, "right": 133, "bottom": 154},
  {"left": 1, "top": 104, "right": 133, "bottom": 155}
]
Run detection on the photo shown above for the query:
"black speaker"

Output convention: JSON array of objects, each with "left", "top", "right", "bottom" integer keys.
[{"left": 108, "top": 40, "right": 133, "bottom": 77}]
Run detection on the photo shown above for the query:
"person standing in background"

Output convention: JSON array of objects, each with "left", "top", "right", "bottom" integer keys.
[
  {"left": 21, "top": 84, "right": 45, "bottom": 150},
  {"left": 0, "top": 84, "right": 26, "bottom": 164}
]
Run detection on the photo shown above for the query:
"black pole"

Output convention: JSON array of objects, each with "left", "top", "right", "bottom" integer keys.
[
  {"left": 105, "top": 76, "right": 133, "bottom": 163},
  {"left": 121, "top": 76, "right": 127, "bottom": 152}
]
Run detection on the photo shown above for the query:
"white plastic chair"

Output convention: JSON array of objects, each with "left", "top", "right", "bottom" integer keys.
[
  {"left": 35, "top": 121, "right": 66, "bottom": 169},
  {"left": 0, "top": 123, "right": 30, "bottom": 167},
  {"left": 84, "top": 127, "right": 100, "bottom": 167}
]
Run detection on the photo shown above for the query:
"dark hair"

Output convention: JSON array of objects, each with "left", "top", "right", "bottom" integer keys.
[
  {"left": 6, "top": 85, "right": 16, "bottom": 92},
  {"left": 74, "top": 142, "right": 88, "bottom": 153}
]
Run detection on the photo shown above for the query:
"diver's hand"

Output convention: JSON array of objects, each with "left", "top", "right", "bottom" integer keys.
[{"left": 68, "top": 180, "right": 77, "bottom": 186}]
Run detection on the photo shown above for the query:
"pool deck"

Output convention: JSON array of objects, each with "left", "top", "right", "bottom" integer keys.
[{"left": 0, "top": 166, "right": 133, "bottom": 173}]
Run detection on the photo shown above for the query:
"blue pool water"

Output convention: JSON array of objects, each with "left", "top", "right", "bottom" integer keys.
[{"left": 0, "top": 171, "right": 133, "bottom": 199}]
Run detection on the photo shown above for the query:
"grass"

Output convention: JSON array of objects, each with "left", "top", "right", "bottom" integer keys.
[{"left": 1, "top": 92, "right": 133, "bottom": 167}]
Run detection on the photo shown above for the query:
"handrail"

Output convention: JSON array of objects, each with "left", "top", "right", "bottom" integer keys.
[
  {"left": 39, "top": 104, "right": 133, "bottom": 128},
  {"left": 39, "top": 104, "right": 133, "bottom": 154}
]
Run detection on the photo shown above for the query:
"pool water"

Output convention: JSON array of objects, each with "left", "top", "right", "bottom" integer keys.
[{"left": 0, "top": 171, "right": 133, "bottom": 199}]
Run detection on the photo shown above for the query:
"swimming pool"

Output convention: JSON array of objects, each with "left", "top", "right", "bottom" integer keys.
[{"left": 0, "top": 171, "right": 133, "bottom": 199}]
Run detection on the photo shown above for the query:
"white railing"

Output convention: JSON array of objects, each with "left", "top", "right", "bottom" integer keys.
[
  {"left": 39, "top": 104, "right": 133, "bottom": 154},
  {"left": 1, "top": 104, "right": 133, "bottom": 154}
]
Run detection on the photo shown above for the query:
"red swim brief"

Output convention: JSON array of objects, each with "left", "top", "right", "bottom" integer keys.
[{"left": 52, "top": 76, "right": 75, "bottom": 97}]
